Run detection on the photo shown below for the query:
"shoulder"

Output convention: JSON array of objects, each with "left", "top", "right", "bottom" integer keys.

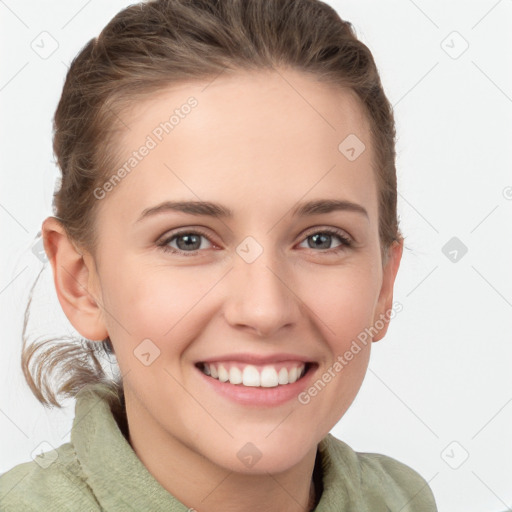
[
  {"left": 356, "top": 450, "right": 438, "bottom": 510},
  {"left": 320, "top": 434, "right": 438, "bottom": 511},
  {"left": 0, "top": 442, "right": 101, "bottom": 512}
]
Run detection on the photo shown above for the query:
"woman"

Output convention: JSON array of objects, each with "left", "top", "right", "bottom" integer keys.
[{"left": 0, "top": 0, "right": 437, "bottom": 510}]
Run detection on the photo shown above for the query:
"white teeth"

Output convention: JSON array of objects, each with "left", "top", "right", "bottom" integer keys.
[
  {"left": 202, "top": 362, "right": 307, "bottom": 387},
  {"left": 260, "top": 366, "right": 279, "bottom": 387},
  {"left": 242, "top": 365, "right": 260, "bottom": 387},
  {"left": 229, "top": 366, "right": 243, "bottom": 385},
  {"left": 218, "top": 364, "right": 229, "bottom": 382}
]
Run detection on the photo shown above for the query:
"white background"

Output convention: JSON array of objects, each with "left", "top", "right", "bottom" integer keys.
[{"left": 1, "top": 1, "right": 511, "bottom": 511}]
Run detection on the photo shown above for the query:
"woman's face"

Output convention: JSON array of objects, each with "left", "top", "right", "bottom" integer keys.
[{"left": 85, "top": 67, "right": 402, "bottom": 474}]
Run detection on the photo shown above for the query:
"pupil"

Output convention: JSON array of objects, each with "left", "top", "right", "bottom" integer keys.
[
  {"left": 178, "top": 234, "right": 200, "bottom": 250},
  {"left": 310, "top": 233, "right": 330, "bottom": 249}
]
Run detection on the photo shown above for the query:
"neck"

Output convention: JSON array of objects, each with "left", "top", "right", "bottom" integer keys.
[{"left": 124, "top": 394, "right": 320, "bottom": 512}]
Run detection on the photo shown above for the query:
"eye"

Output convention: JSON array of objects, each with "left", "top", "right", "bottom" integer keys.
[
  {"left": 297, "top": 228, "right": 353, "bottom": 253},
  {"left": 157, "top": 228, "right": 214, "bottom": 256},
  {"left": 157, "top": 227, "right": 353, "bottom": 257}
]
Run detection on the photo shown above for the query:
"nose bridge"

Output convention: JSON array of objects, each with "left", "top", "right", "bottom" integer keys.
[{"left": 223, "top": 236, "right": 298, "bottom": 336}]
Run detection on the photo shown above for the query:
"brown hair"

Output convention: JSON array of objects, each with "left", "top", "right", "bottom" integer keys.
[{"left": 22, "top": 0, "right": 402, "bottom": 407}]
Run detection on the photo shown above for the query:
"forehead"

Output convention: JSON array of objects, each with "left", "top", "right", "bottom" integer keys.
[{"left": 98, "top": 67, "right": 377, "bottom": 224}]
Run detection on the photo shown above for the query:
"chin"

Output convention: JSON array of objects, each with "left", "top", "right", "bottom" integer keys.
[{"left": 202, "top": 433, "right": 318, "bottom": 475}]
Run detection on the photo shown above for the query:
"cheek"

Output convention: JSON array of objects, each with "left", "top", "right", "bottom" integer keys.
[
  {"left": 298, "top": 262, "right": 380, "bottom": 348},
  {"left": 100, "top": 262, "right": 218, "bottom": 353}
]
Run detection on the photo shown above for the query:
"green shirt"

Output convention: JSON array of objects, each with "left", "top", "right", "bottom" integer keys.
[{"left": 0, "top": 382, "right": 437, "bottom": 511}]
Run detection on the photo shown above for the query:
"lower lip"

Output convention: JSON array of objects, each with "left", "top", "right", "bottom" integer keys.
[{"left": 196, "top": 364, "right": 317, "bottom": 407}]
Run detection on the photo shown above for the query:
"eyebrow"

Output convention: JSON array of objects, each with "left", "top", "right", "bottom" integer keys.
[{"left": 136, "top": 198, "right": 369, "bottom": 223}]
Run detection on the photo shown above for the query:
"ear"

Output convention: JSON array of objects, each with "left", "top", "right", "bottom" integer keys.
[
  {"left": 41, "top": 216, "right": 108, "bottom": 342},
  {"left": 372, "top": 238, "right": 403, "bottom": 343}
]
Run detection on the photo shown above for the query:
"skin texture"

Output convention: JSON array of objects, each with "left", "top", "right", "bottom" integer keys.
[{"left": 43, "top": 67, "right": 403, "bottom": 512}]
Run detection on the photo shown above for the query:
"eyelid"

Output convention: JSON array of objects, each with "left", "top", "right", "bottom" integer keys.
[
  {"left": 300, "top": 225, "right": 352, "bottom": 242},
  {"left": 157, "top": 226, "right": 213, "bottom": 243}
]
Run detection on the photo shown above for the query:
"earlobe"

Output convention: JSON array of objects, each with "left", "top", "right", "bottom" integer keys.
[
  {"left": 372, "top": 239, "right": 404, "bottom": 343},
  {"left": 42, "top": 216, "right": 108, "bottom": 342}
]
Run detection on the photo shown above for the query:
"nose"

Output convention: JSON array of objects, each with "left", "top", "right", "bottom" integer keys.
[{"left": 222, "top": 247, "right": 300, "bottom": 338}]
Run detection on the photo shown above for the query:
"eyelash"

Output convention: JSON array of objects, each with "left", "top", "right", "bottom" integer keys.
[{"left": 156, "top": 227, "right": 353, "bottom": 257}]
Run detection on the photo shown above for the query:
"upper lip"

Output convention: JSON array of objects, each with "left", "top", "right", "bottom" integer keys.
[{"left": 197, "top": 353, "right": 314, "bottom": 365}]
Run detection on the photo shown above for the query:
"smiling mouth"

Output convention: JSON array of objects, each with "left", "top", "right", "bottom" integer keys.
[{"left": 196, "top": 361, "right": 314, "bottom": 388}]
